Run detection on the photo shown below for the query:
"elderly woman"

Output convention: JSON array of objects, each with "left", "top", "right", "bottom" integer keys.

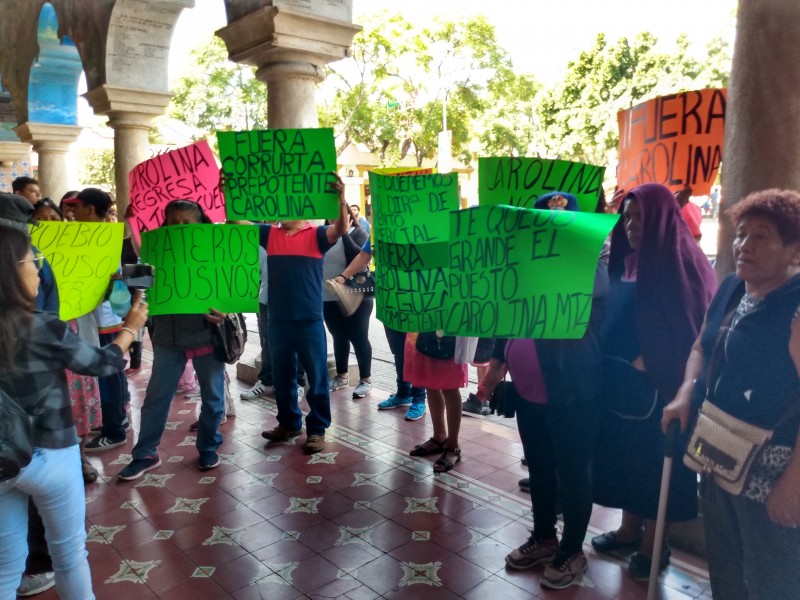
[
  {"left": 0, "top": 225, "right": 148, "bottom": 599},
  {"left": 663, "top": 189, "right": 800, "bottom": 599},
  {"left": 591, "top": 183, "right": 717, "bottom": 581}
]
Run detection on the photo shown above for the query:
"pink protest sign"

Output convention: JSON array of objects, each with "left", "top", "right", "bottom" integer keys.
[{"left": 128, "top": 140, "right": 225, "bottom": 241}]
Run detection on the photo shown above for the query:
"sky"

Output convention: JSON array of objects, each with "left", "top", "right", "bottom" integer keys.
[{"left": 169, "top": 0, "right": 737, "bottom": 86}]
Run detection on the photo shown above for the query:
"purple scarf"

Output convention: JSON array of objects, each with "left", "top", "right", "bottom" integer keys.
[{"left": 608, "top": 183, "right": 717, "bottom": 400}]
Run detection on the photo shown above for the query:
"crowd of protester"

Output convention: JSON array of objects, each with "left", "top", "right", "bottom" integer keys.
[{"left": 1, "top": 172, "right": 799, "bottom": 600}]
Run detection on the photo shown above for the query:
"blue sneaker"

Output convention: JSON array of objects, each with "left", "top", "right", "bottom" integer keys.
[
  {"left": 405, "top": 400, "right": 427, "bottom": 421},
  {"left": 378, "top": 394, "right": 412, "bottom": 410}
]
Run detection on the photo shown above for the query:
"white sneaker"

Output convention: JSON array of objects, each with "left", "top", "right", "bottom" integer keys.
[
  {"left": 240, "top": 382, "right": 273, "bottom": 401},
  {"left": 352, "top": 380, "right": 373, "bottom": 398},
  {"left": 297, "top": 387, "right": 305, "bottom": 401}
]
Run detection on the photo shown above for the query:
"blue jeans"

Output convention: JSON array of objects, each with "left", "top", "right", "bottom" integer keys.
[
  {"left": 132, "top": 345, "right": 225, "bottom": 461},
  {"left": 269, "top": 319, "right": 330, "bottom": 435},
  {"left": 0, "top": 445, "right": 94, "bottom": 599},
  {"left": 257, "top": 303, "right": 306, "bottom": 387}
]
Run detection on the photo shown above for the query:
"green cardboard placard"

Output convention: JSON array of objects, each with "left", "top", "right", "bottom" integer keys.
[
  {"left": 30, "top": 221, "right": 124, "bottom": 321},
  {"left": 445, "top": 205, "right": 618, "bottom": 338},
  {"left": 140, "top": 224, "right": 260, "bottom": 315},
  {"left": 479, "top": 157, "right": 605, "bottom": 213},
  {"left": 218, "top": 128, "right": 338, "bottom": 221},
  {"left": 369, "top": 171, "right": 458, "bottom": 332}
]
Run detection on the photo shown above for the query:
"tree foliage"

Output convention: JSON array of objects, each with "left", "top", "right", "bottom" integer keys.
[
  {"left": 168, "top": 36, "right": 268, "bottom": 139},
  {"left": 77, "top": 148, "right": 115, "bottom": 189},
  {"left": 322, "top": 13, "right": 524, "bottom": 166},
  {"left": 534, "top": 32, "right": 731, "bottom": 165},
  {"left": 164, "top": 13, "right": 732, "bottom": 172}
]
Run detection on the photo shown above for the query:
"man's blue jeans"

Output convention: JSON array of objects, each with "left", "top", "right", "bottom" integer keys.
[
  {"left": 269, "top": 319, "right": 330, "bottom": 435},
  {"left": 0, "top": 445, "right": 94, "bottom": 599},
  {"left": 132, "top": 344, "right": 225, "bottom": 461}
]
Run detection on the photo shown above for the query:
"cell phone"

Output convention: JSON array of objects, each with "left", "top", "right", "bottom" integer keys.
[{"left": 121, "top": 263, "right": 154, "bottom": 289}]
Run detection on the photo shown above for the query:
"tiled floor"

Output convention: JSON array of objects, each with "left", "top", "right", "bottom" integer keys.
[{"left": 38, "top": 348, "right": 711, "bottom": 599}]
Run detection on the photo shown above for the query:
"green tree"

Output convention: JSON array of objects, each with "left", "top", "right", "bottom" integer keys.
[
  {"left": 533, "top": 32, "right": 731, "bottom": 166},
  {"left": 168, "top": 36, "right": 268, "bottom": 139},
  {"left": 77, "top": 148, "right": 115, "bottom": 189},
  {"left": 323, "top": 13, "right": 526, "bottom": 166}
]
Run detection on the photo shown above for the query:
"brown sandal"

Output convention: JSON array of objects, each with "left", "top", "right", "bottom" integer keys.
[
  {"left": 433, "top": 448, "right": 461, "bottom": 473},
  {"left": 409, "top": 438, "right": 445, "bottom": 457}
]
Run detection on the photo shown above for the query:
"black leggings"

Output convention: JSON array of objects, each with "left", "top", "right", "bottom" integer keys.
[
  {"left": 516, "top": 400, "right": 597, "bottom": 556},
  {"left": 323, "top": 299, "right": 373, "bottom": 379}
]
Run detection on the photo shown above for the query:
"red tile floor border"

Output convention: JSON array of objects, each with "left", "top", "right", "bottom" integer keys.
[{"left": 34, "top": 348, "right": 711, "bottom": 599}]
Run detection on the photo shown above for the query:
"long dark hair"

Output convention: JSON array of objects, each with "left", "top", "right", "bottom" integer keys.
[
  {"left": 163, "top": 199, "right": 212, "bottom": 224},
  {"left": 0, "top": 225, "right": 35, "bottom": 371}
]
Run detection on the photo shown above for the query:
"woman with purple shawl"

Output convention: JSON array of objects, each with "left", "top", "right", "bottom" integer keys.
[{"left": 590, "top": 183, "right": 717, "bottom": 581}]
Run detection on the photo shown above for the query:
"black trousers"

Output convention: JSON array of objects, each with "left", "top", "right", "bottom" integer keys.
[
  {"left": 382, "top": 325, "right": 425, "bottom": 398},
  {"left": 323, "top": 300, "right": 373, "bottom": 379},
  {"left": 516, "top": 399, "right": 597, "bottom": 556},
  {"left": 26, "top": 499, "right": 52, "bottom": 574}
]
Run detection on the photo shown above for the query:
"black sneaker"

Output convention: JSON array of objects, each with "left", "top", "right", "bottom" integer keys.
[
  {"left": 518, "top": 478, "right": 530, "bottom": 493},
  {"left": 480, "top": 400, "right": 492, "bottom": 416},
  {"left": 118, "top": 456, "right": 161, "bottom": 481},
  {"left": 462, "top": 393, "right": 483, "bottom": 416},
  {"left": 85, "top": 435, "right": 127, "bottom": 453},
  {"left": 628, "top": 547, "right": 671, "bottom": 582}
]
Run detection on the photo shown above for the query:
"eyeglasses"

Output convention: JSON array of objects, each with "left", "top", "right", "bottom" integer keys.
[{"left": 19, "top": 252, "right": 44, "bottom": 272}]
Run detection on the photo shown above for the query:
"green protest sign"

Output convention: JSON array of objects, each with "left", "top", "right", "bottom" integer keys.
[
  {"left": 368, "top": 171, "right": 458, "bottom": 332},
  {"left": 479, "top": 157, "right": 605, "bottom": 213},
  {"left": 30, "top": 221, "right": 123, "bottom": 321},
  {"left": 445, "top": 205, "right": 617, "bottom": 338},
  {"left": 218, "top": 128, "right": 338, "bottom": 221},
  {"left": 140, "top": 224, "right": 259, "bottom": 316}
]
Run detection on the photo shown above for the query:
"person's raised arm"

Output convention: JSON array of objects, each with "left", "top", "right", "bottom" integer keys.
[
  {"left": 326, "top": 174, "right": 348, "bottom": 244},
  {"left": 661, "top": 316, "right": 709, "bottom": 433}
]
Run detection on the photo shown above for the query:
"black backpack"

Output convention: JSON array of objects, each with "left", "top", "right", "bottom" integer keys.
[
  {"left": 212, "top": 313, "right": 247, "bottom": 365},
  {"left": 0, "top": 388, "right": 34, "bottom": 482}
]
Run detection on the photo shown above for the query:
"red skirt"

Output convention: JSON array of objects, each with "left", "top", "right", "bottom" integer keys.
[{"left": 403, "top": 333, "right": 468, "bottom": 390}]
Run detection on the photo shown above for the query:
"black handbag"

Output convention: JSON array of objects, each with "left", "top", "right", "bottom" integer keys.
[
  {"left": 473, "top": 338, "right": 496, "bottom": 364},
  {"left": 212, "top": 313, "right": 247, "bottom": 365},
  {"left": 415, "top": 331, "right": 455, "bottom": 360},
  {"left": 0, "top": 388, "right": 35, "bottom": 482},
  {"left": 490, "top": 380, "right": 521, "bottom": 418}
]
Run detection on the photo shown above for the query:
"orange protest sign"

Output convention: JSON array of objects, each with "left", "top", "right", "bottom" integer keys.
[{"left": 616, "top": 89, "right": 726, "bottom": 196}]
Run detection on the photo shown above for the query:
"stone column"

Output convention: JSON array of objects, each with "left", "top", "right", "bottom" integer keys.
[
  {"left": 13, "top": 122, "right": 82, "bottom": 201},
  {"left": 257, "top": 61, "right": 325, "bottom": 129},
  {"left": 217, "top": 6, "right": 361, "bottom": 129},
  {"left": 718, "top": 0, "right": 800, "bottom": 276},
  {"left": 83, "top": 85, "right": 172, "bottom": 216}
]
